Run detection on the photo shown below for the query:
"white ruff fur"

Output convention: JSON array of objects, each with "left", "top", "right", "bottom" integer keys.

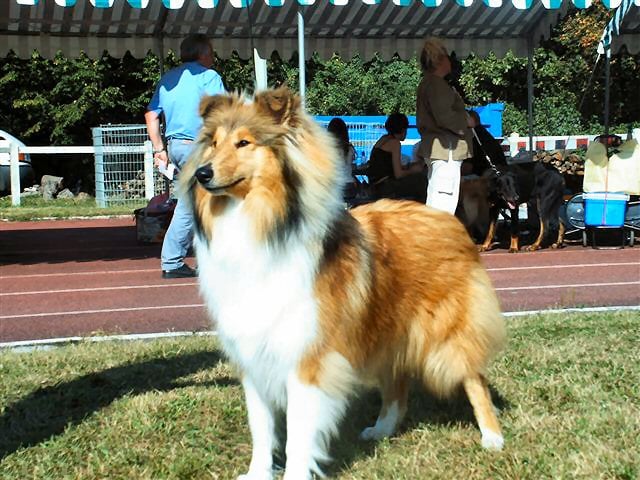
[
  {"left": 195, "top": 198, "right": 320, "bottom": 408},
  {"left": 195, "top": 196, "right": 347, "bottom": 479}
]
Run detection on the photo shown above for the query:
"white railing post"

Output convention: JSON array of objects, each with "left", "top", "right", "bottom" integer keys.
[
  {"left": 10, "top": 141, "right": 20, "bottom": 206},
  {"left": 143, "top": 140, "right": 154, "bottom": 199},
  {"left": 92, "top": 127, "right": 106, "bottom": 208}
]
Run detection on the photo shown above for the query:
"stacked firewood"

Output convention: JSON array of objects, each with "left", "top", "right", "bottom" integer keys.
[
  {"left": 534, "top": 150, "right": 585, "bottom": 194},
  {"left": 116, "top": 169, "right": 146, "bottom": 199},
  {"left": 535, "top": 150, "right": 585, "bottom": 175}
]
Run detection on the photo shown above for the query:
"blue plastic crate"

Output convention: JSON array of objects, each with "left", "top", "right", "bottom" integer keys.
[{"left": 583, "top": 192, "right": 629, "bottom": 227}]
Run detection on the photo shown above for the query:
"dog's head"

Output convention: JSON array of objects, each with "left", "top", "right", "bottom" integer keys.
[
  {"left": 493, "top": 170, "right": 519, "bottom": 210},
  {"left": 179, "top": 87, "right": 343, "bottom": 245},
  {"left": 180, "top": 87, "right": 303, "bottom": 200}
]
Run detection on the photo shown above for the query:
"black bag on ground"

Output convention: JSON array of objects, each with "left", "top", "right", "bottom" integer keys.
[{"left": 134, "top": 193, "right": 176, "bottom": 244}]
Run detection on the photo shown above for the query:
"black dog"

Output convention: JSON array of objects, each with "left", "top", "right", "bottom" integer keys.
[{"left": 479, "top": 162, "right": 566, "bottom": 252}]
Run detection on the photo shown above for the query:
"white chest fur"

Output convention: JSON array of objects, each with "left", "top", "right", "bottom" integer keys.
[{"left": 194, "top": 200, "right": 320, "bottom": 406}]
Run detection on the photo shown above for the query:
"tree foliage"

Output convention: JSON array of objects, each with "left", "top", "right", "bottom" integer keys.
[{"left": 1, "top": 3, "right": 638, "bottom": 150}]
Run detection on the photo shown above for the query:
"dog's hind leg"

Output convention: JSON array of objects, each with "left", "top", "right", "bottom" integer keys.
[
  {"left": 239, "top": 377, "right": 277, "bottom": 480},
  {"left": 525, "top": 198, "right": 545, "bottom": 251},
  {"left": 552, "top": 221, "right": 565, "bottom": 249},
  {"left": 462, "top": 374, "right": 504, "bottom": 451},
  {"left": 283, "top": 374, "right": 349, "bottom": 480},
  {"left": 360, "top": 373, "right": 409, "bottom": 441}
]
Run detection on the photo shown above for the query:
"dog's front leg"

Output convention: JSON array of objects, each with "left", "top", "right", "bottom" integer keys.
[
  {"left": 239, "top": 376, "right": 276, "bottom": 480},
  {"left": 508, "top": 207, "right": 520, "bottom": 252},
  {"left": 478, "top": 206, "right": 500, "bottom": 252},
  {"left": 283, "top": 373, "right": 348, "bottom": 480}
]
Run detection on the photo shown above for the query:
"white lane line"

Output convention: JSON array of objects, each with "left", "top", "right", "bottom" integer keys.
[
  {"left": 0, "top": 303, "right": 205, "bottom": 320},
  {"left": 504, "top": 305, "right": 640, "bottom": 317},
  {"left": 487, "top": 262, "right": 639, "bottom": 272},
  {"left": 0, "top": 268, "right": 157, "bottom": 279},
  {"left": 495, "top": 281, "right": 640, "bottom": 291},
  {"left": 481, "top": 249, "right": 640, "bottom": 258},
  {"left": 2, "top": 305, "right": 638, "bottom": 351},
  {"left": 0, "top": 331, "right": 216, "bottom": 350},
  {"left": 1, "top": 246, "right": 146, "bottom": 255},
  {"left": 0, "top": 282, "right": 197, "bottom": 297},
  {"left": 2, "top": 261, "right": 638, "bottom": 281}
]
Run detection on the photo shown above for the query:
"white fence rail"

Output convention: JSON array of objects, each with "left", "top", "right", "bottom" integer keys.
[
  {"left": 0, "top": 142, "right": 155, "bottom": 207},
  {"left": 3, "top": 128, "right": 638, "bottom": 207}
]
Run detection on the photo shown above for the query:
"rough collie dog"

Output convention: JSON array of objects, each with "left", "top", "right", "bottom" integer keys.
[{"left": 180, "top": 87, "right": 506, "bottom": 480}]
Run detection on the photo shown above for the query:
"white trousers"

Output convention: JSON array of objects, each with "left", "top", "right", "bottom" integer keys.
[{"left": 426, "top": 157, "right": 462, "bottom": 214}]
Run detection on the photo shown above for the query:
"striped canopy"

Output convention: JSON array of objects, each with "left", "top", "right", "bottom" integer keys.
[{"left": 1, "top": 0, "right": 639, "bottom": 59}]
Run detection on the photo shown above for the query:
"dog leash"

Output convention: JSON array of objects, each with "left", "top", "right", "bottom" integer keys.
[{"left": 471, "top": 127, "right": 500, "bottom": 175}]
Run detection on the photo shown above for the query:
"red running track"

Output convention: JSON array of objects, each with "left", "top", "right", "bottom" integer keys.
[{"left": 1, "top": 217, "right": 639, "bottom": 343}]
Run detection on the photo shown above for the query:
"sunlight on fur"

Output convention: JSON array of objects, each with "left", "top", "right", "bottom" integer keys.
[{"left": 179, "top": 87, "right": 507, "bottom": 480}]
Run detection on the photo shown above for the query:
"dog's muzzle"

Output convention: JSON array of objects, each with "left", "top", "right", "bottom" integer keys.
[{"left": 195, "top": 165, "right": 214, "bottom": 185}]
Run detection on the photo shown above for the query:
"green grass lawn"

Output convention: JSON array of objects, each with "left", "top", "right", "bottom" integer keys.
[
  {"left": 0, "top": 196, "right": 146, "bottom": 221},
  {"left": 1, "top": 311, "right": 638, "bottom": 479}
]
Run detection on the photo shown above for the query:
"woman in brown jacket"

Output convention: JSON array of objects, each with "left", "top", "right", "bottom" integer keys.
[{"left": 416, "top": 37, "right": 477, "bottom": 214}]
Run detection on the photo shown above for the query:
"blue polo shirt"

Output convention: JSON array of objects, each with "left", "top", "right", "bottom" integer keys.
[{"left": 147, "top": 62, "right": 225, "bottom": 141}]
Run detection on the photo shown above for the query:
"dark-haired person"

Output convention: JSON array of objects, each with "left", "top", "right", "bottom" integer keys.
[
  {"left": 327, "top": 117, "right": 357, "bottom": 198},
  {"left": 416, "top": 37, "right": 476, "bottom": 214},
  {"left": 367, "top": 113, "right": 426, "bottom": 202},
  {"left": 145, "top": 34, "right": 226, "bottom": 278}
]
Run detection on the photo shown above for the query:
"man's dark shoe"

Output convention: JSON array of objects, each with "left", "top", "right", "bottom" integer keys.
[{"left": 162, "top": 264, "right": 197, "bottom": 279}]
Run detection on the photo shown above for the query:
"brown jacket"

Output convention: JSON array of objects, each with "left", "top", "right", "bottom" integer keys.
[{"left": 416, "top": 73, "right": 473, "bottom": 161}]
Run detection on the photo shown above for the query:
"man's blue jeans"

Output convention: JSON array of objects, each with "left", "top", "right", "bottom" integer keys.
[{"left": 161, "top": 140, "right": 195, "bottom": 272}]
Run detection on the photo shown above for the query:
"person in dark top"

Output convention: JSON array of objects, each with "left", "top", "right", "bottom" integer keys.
[
  {"left": 368, "top": 113, "right": 426, "bottom": 203},
  {"left": 463, "top": 110, "right": 507, "bottom": 176},
  {"left": 327, "top": 117, "right": 357, "bottom": 198}
]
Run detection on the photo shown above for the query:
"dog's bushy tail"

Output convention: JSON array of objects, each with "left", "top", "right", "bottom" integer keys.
[{"left": 420, "top": 266, "right": 505, "bottom": 398}]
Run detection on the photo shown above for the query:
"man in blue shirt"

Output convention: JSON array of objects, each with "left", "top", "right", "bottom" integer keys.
[{"left": 145, "top": 34, "right": 226, "bottom": 278}]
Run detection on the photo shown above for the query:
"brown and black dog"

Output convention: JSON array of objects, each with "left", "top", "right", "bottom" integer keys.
[
  {"left": 477, "top": 161, "right": 566, "bottom": 252},
  {"left": 457, "top": 161, "right": 566, "bottom": 252}
]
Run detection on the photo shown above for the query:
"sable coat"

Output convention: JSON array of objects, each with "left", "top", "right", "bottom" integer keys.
[{"left": 416, "top": 73, "right": 473, "bottom": 162}]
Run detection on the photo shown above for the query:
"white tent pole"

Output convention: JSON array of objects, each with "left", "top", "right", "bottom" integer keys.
[
  {"left": 527, "top": 36, "right": 534, "bottom": 153},
  {"left": 297, "top": 8, "right": 306, "bottom": 107},
  {"left": 604, "top": 49, "right": 611, "bottom": 136},
  {"left": 254, "top": 48, "right": 268, "bottom": 90}
]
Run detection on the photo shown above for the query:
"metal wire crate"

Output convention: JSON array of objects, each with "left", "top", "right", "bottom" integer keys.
[{"left": 92, "top": 124, "right": 164, "bottom": 207}]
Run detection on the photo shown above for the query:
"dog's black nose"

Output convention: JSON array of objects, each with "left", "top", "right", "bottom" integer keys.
[{"left": 195, "top": 165, "right": 214, "bottom": 184}]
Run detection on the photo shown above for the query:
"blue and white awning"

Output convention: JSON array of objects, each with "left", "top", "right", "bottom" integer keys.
[
  {"left": 598, "top": 0, "right": 637, "bottom": 54},
  {"left": 2, "top": 0, "right": 639, "bottom": 59}
]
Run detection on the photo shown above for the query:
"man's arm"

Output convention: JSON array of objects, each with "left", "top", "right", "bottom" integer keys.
[
  {"left": 203, "top": 70, "right": 226, "bottom": 96},
  {"left": 144, "top": 110, "right": 168, "bottom": 168}
]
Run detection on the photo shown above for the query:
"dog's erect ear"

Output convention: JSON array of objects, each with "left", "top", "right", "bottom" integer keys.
[
  {"left": 199, "top": 94, "right": 234, "bottom": 119},
  {"left": 254, "top": 87, "right": 301, "bottom": 126}
]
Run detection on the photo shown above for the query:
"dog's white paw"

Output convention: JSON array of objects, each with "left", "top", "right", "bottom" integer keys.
[
  {"left": 480, "top": 430, "right": 504, "bottom": 451},
  {"left": 359, "top": 426, "right": 388, "bottom": 441},
  {"left": 237, "top": 471, "right": 273, "bottom": 480}
]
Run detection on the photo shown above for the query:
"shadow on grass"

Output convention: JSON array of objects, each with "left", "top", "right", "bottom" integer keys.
[
  {"left": 0, "top": 349, "right": 236, "bottom": 460},
  {"left": 326, "top": 383, "right": 510, "bottom": 476}
]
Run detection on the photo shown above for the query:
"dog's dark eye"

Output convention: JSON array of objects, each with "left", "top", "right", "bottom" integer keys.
[
  {"left": 236, "top": 139, "right": 250, "bottom": 148},
  {"left": 211, "top": 139, "right": 217, "bottom": 148}
]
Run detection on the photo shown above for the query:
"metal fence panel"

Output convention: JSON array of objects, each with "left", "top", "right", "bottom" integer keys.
[
  {"left": 92, "top": 124, "right": 163, "bottom": 207},
  {"left": 316, "top": 120, "right": 386, "bottom": 165}
]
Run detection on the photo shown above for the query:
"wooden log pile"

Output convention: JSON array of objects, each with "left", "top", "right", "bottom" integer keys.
[
  {"left": 534, "top": 150, "right": 585, "bottom": 194},
  {"left": 534, "top": 150, "right": 585, "bottom": 175},
  {"left": 116, "top": 169, "right": 145, "bottom": 199}
]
